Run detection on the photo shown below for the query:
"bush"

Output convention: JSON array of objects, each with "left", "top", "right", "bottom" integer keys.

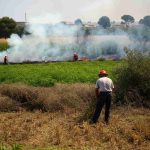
[{"left": 114, "top": 49, "right": 150, "bottom": 107}]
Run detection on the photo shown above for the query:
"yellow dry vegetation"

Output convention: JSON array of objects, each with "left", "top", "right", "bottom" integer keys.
[
  {"left": 0, "top": 38, "right": 7, "bottom": 44},
  {"left": 0, "top": 84, "right": 149, "bottom": 150}
]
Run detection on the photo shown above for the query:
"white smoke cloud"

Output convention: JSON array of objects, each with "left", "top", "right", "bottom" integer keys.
[{"left": 0, "top": 13, "right": 149, "bottom": 63}]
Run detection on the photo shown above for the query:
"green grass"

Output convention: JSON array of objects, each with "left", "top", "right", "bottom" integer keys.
[{"left": 0, "top": 61, "right": 122, "bottom": 86}]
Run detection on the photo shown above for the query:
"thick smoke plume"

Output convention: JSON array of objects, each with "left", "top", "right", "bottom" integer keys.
[{"left": 0, "top": 14, "right": 150, "bottom": 62}]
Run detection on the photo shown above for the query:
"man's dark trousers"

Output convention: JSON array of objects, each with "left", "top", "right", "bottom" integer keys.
[{"left": 92, "top": 92, "right": 112, "bottom": 123}]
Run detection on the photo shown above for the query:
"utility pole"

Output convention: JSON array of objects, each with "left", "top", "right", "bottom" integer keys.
[{"left": 25, "top": 12, "right": 27, "bottom": 22}]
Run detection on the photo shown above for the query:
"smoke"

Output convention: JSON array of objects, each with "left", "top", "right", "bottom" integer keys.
[{"left": 0, "top": 14, "right": 150, "bottom": 62}]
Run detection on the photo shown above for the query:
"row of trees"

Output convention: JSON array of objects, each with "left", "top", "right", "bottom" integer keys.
[
  {"left": 75, "top": 15, "right": 150, "bottom": 29},
  {"left": 0, "top": 17, "right": 24, "bottom": 38},
  {"left": 0, "top": 15, "right": 150, "bottom": 38}
]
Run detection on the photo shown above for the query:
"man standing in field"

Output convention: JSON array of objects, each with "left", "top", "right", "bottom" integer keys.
[
  {"left": 73, "top": 53, "right": 78, "bottom": 61},
  {"left": 91, "top": 70, "right": 114, "bottom": 124},
  {"left": 4, "top": 55, "right": 8, "bottom": 64}
]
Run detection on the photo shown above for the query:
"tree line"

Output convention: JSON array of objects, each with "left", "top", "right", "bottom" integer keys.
[{"left": 0, "top": 15, "right": 150, "bottom": 38}]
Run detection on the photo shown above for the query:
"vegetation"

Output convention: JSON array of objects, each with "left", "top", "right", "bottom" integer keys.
[
  {"left": 0, "top": 60, "right": 149, "bottom": 150},
  {"left": 114, "top": 49, "right": 150, "bottom": 107},
  {"left": 0, "top": 144, "right": 23, "bottom": 150},
  {"left": 139, "top": 16, "right": 150, "bottom": 27},
  {"left": 74, "top": 18, "right": 83, "bottom": 26},
  {"left": 98, "top": 16, "right": 111, "bottom": 29},
  {"left": 0, "top": 98, "right": 149, "bottom": 149},
  {"left": 0, "top": 39, "right": 8, "bottom": 51},
  {"left": 0, "top": 61, "right": 121, "bottom": 86},
  {"left": 121, "top": 15, "right": 135, "bottom": 27},
  {"left": 128, "top": 25, "right": 150, "bottom": 43},
  {"left": 0, "top": 83, "right": 94, "bottom": 112},
  {"left": 0, "top": 17, "right": 17, "bottom": 38}
]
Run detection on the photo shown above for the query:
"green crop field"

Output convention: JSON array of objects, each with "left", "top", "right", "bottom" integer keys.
[{"left": 0, "top": 61, "right": 122, "bottom": 86}]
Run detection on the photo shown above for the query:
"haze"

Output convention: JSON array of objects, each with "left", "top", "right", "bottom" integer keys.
[{"left": 0, "top": 0, "right": 150, "bottom": 22}]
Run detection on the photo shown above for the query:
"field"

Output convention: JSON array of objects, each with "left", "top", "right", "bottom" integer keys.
[
  {"left": 0, "top": 61, "right": 149, "bottom": 150},
  {"left": 0, "top": 38, "right": 8, "bottom": 51},
  {"left": 0, "top": 61, "right": 122, "bottom": 86}
]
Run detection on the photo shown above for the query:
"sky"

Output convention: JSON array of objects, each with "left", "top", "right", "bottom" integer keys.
[{"left": 0, "top": 0, "right": 150, "bottom": 22}]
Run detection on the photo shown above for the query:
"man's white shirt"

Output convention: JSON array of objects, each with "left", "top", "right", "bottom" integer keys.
[{"left": 96, "top": 77, "right": 114, "bottom": 92}]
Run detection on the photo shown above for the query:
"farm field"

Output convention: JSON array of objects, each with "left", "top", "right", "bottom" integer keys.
[
  {"left": 0, "top": 60, "right": 122, "bottom": 86},
  {"left": 0, "top": 61, "right": 149, "bottom": 150},
  {"left": 0, "top": 84, "right": 150, "bottom": 150},
  {"left": 0, "top": 38, "right": 8, "bottom": 51}
]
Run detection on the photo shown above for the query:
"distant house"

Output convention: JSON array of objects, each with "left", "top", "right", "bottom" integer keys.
[
  {"left": 61, "top": 21, "right": 75, "bottom": 26},
  {"left": 111, "top": 22, "right": 126, "bottom": 28},
  {"left": 16, "top": 22, "right": 26, "bottom": 27},
  {"left": 111, "top": 21, "right": 138, "bottom": 28},
  {"left": 83, "top": 22, "right": 98, "bottom": 28}
]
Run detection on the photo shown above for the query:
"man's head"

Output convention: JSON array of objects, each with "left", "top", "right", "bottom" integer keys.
[{"left": 98, "top": 70, "right": 108, "bottom": 77}]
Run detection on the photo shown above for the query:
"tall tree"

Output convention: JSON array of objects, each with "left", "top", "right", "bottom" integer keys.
[
  {"left": 98, "top": 16, "right": 111, "bottom": 29},
  {"left": 121, "top": 15, "right": 135, "bottom": 27},
  {"left": 0, "top": 17, "right": 17, "bottom": 38},
  {"left": 74, "top": 19, "right": 83, "bottom": 26},
  {"left": 139, "top": 16, "right": 150, "bottom": 27}
]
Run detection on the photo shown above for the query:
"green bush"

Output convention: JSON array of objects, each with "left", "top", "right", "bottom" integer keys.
[
  {"left": 0, "top": 43, "right": 8, "bottom": 51},
  {"left": 114, "top": 49, "right": 150, "bottom": 106}
]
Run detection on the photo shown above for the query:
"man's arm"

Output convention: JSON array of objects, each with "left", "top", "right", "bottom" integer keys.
[
  {"left": 111, "top": 80, "right": 114, "bottom": 92},
  {"left": 95, "top": 88, "right": 99, "bottom": 97}
]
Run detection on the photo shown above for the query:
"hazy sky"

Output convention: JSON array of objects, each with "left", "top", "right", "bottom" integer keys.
[{"left": 0, "top": 0, "right": 150, "bottom": 22}]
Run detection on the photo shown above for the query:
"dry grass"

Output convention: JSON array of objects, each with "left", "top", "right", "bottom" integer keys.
[
  {"left": 0, "top": 38, "right": 7, "bottom": 44},
  {"left": 0, "top": 38, "right": 8, "bottom": 51},
  {"left": 0, "top": 107, "right": 149, "bottom": 150},
  {"left": 0, "top": 84, "right": 149, "bottom": 150},
  {"left": 0, "top": 83, "right": 95, "bottom": 112}
]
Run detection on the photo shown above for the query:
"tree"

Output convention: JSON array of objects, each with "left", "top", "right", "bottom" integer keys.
[
  {"left": 139, "top": 16, "right": 150, "bottom": 27},
  {"left": 121, "top": 15, "right": 135, "bottom": 27},
  {"left": 98, "top": 16, "right": 111, "bottom": 29},
  {"left": 139, "top": 19, "right": 144, "bottom": 24},
  {"left": 15, "top": 26, "right": 25, "bottom": 37},
  {"left": 0, "top": 17, "right": 17, "bottom": 38},
  {"left": 74, "top": 19, "right": 83, "bottom": 26}
]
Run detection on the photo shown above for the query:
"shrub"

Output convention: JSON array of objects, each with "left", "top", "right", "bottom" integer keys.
[{"left": 113, "top": 49, "right": 150, "bottom": 106}]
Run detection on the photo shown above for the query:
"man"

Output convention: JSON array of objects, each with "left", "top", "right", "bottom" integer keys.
[
  {"left": 4, "top": 56, "right": 8, "bottom": 64},
  {"left": 91, "top": 70, "right": 114, "bottom": 124},
  {"left": 73, "top": 53, "right": 78, "bottom": 61}
]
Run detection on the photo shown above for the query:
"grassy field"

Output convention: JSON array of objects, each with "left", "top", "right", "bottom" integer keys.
[
  {"left": 0, "top": 61, "right": 122, "bottom": 86},
  {"left": 0, "top": 38, "right": 8, "bottom": 51}
]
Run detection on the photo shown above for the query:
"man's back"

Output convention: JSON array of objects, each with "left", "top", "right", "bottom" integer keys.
[{"left": 96, "top": 77, "right": 114, "bottom": 92}]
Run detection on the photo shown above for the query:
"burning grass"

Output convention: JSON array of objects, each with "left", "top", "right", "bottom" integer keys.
[{"left": 0, "top": 84, "right": 150, "bottom": 150}]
